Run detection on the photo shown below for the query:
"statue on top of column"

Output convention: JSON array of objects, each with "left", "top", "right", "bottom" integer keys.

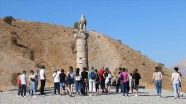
[{"left": 78, "top": 14, "right": 87, "bottom": 33}]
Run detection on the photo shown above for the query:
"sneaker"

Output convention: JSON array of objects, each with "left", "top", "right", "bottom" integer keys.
[
  {"left": 33, "top": 95, "right": 36, "bottom": 97},
  {"left": 180, "top": 93, "right": 183, "bottom": 97},
  {"left": 174, "top": 96, "right": 178, "bottom": 99},
  {"left": 135, "top": 94, "right": 138, "bottom": 97}
]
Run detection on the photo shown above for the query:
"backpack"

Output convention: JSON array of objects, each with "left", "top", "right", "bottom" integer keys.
[{"left": 89, "top": 71, "right": 96, "bottom": 79}]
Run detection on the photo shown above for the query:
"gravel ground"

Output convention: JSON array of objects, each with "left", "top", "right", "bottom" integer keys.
[{"left": 0, "top": 88, "right": 186, "bottom": 104}]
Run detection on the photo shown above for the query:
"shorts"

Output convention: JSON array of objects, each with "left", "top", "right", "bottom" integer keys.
[
  {"left": 67, "top": 79, "right": 74, "bottom": 85},
  {"left": 105, "top": 78, "right": 111, "bottom": 85},
  {"left": 60, "top": 82, "right": 65, "bottom": 87},
  {"left": 133, "top": 80, "right": 139, "bottom": 89}
]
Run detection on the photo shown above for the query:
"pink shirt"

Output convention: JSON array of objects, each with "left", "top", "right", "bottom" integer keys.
[{"left": 121, "top": 72, "right": 128, "bottom": 82}]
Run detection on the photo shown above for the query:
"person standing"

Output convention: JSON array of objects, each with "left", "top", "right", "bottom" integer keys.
[
  {"left": 75, "top": 68, "right": 82, "bottom": 95},
  {"left": 40, "top": 65, "right": 46, "bottom": 95},
  {"left": 88, "top": 66, "right": 97, "bottom": 96},
  {"left": 29, "top": 70, "right": 36, "bottom": 97},
  {"left": 53, "top": 70, "right": 60, "bottom": 95},
  {"left": 171, "top": 67, "right": 181, "bottom": 99},
  {"left": 128, "top": 73, "right": 133, "bottom": 93},
  {"left": 105, "top": 68, "right": 112, "bottom": 94},
  {"left": 95, "top": 69, "right": 100, "bottom": 94},
  {"left": 66, "top": 66, "right": 75, "bottom": 97},
  {"left": 35, "top": 70, "right": 39, "bottom": 92},
  {"left": 152, "top": 67, "right": 162, "bottom": 97},
  {"left": 132, "top": 69, "right": 141, "bottom": 97},
  {"left": 81, "top": 67, "right": 88, "bottom": 95},
  {"left": 121, "top": 68, "right": 129, "bottom": 96},
  {"left": 116, "top": 71, "right": 121, "bottom": 93},
  {"left": 98, "top": 67, "right": 105, "bottom": 94},
  {"left": 16, "top": 73, "right": 21, "bottom": 97},
  {"left": 20, "top": 71, "right": 27, "bottom": 97},
  {"left": 177, "top": 69, "right": 183, "bottom": 97},
  {"left": 59, "top": 69, "right": 66, "bottom": 95}
]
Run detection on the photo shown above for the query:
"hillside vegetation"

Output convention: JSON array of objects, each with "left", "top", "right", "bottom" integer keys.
[{"left": 0, "top": 18, "right": 186, "bottom": 91}]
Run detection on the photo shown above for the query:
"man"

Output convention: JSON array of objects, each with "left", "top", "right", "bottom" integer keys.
[
  {"left": 20, "top": 71, "right": 27, "bottom": 97},
  {"left": 81, "top": 67, "right": 88, "bottom": 95},
  {"left": 40, "top": 65, "right": 46, "bottom": 95},
  {"left": 98, "top": 67, "right": 105, "bottom": 93},
  {"left": 53, "top": 70, "right": 60, "bottom": 95},
  {"left": 88, "top": 66, "right": 97, "bottom": 96}
]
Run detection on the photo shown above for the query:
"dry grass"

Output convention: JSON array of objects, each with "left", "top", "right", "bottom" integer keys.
[{"left": 0, "top": 18, "right": 186, "bottom": 92}]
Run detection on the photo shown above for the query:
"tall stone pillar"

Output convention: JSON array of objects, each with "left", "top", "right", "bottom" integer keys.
[{"left": 74, "top": 14, "right": 89, "bottom": 70}]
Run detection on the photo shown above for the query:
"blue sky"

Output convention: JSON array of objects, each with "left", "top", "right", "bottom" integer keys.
[{"left": 0, "top": 0, "right": 186, "bottom": 67}]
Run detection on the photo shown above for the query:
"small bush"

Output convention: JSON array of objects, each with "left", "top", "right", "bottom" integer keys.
[
  {"left": 11, "top": 36, "right": 17, "bottom": 45},
  {"left": 10, "top": 31, "right": 17, "bottom": 35},
  {"left": 29, "top": 49, "right": 35, "bottom": 60},
  {"left": 73, "top": 22, "right": 78, "bottom": 29},
  {"left": 142, "top": 62, "right": 146, "bottom": 66},
  {"left": 118, "top": 40, "right": 122, "bottom": 43},
  {"left": 3, "top": 16, "right": 15, "bottom": 25},
  {"left": 11, "top": 73, "right": 17, "bottom": 86}
]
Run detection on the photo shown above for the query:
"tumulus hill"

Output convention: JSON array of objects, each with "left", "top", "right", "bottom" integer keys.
[{"left": 0, "top": 18, "right": 186, "bottom": 91}]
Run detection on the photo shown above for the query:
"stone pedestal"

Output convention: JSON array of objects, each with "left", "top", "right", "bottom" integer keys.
[{"left": 74, "top": 32, "right": 89, "bottom": 70}]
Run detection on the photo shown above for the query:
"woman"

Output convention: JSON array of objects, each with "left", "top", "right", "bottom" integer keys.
[
  {"left": 16, "top": 73, "right": 21, "bottom": 97},
  {"left": 128, "top": 73, "right": 133, "bottom": 93},
  {"left": 53, "top": 70, "right": 60, "bottom": 95},
  {"left": 171, "top": 67, "right": 181, "bottom": 99},
  {"left": 66, "top": 66, "right": 75, "bottom": 97},
  {"left": 59, "top": 69, "right": 66, "bottom": 95},
  {"left": 121, "top": 68, "right": 129, "bottom": 96},
  {"left": 105, "top": 69, "right": 112, "bottom": 94},
  {"left": 75, "top": 68, "right": 82, "bottom": 95},
  {"left": 132, "top": 69, "right": 141, "bottom": 97},
  {"left": 29, "top": 70, "right": 36, "bottom": 97},
  {"left": 152, "top": 67, "right": 162, "bottom": 97},
  {"left": 95, "top": 69, "right": 100, "bottom": 94}
]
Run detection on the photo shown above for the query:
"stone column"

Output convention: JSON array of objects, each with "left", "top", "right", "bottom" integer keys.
[{"left": 74, "top": 32, "right": 89, "bottom": 70}]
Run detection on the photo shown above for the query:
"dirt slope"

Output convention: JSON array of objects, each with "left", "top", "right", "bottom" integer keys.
[{"left": 0, "top": 18, "right": 186, "bottom": 91}]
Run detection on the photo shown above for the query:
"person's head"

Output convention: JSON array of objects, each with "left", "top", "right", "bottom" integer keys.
[
  {"left": 122, "top": 68, "right": 126, "bottom": 72},
  {"left": 54, "top": 69, "right": 57, "bottom": 73},
  {"left": 30, "top": 70, "right": 34, "bottom": 74},
  {"left": 95, "top": 69, "right": 98, "bottom": 72},
  {"left": 134, "top": 69, "right": 138, "bottom": 73},
  {"left": 76, "top": 68, "right": 80, "bottom": 75},
  {"left": 105, "top": 68, "right": 109, "bottom": 71},
  {"left": 83, "top": 67, "right": 87, "bottom": 71},
  {"left": 61, "top": 69, "right": 64, "bottom": 73},
  {"left": 119, "top": 67, "right": 122, "bottom": 72},
  {"left": 91, "top": 66, "right": 94, "bottom": 70},
  {"left": 174, "top": 67, "right": 179, "bottom": 72},
  {"left": 23, "top": 71, "right": 26, "bottom": 74},
  {"left": 69, "top": 66, "right": 73, "bottom": 73},
  {"left": 17, "top": 73, "right": 21, "bottom": 76},
  {"left": 41, "top": 65, "right": 45, "bottom": 69},
  {"left": 155, "top": 67, "right": 159, "bottom": 72},
  {"left": 130, "top": 73, "right": 132, "bottom": 76},
  {"left": 58, "top": 69, "right": 60, "bottom": 71}
]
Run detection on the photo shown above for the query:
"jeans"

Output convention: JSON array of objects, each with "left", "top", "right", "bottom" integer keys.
[
  {"left": 54, "top": 82, "right": 60, "bottom": 94},
  {"left": 75, "top": 81, "right": 81, "bottom": 92},
  {"left": 89, "top": 80, "right": 96, "bottom": 93},
  {"left": 17, "top": 85, "right": 21, "bottom": 95},
  {"left": 173, "top": 80, "right": 180, "bottom": 97},
  {"left": 40, "top": 79, "right": 46, "bottom": 95},
  {"left": 35, "top": 80, "right": 38, "bottom": 92},
  {"left": 120, "top": 80, "right": 123, "bottom": 92},
  {"left": 21, "top": 84, "right": 26, "bottom": 96},
  {"left": 30, "top": 81, "right": 36, "bottom": 95},
  {"left": 154, "top": 80, "right": 162, "bottom": 95},
  {"left": 122, "top": 82, "right": 128, "bottom": 95}
]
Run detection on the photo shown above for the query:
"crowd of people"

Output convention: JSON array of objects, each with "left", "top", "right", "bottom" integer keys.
[{"left": 16, "top": 65, "right": 183, "bottom": 99}]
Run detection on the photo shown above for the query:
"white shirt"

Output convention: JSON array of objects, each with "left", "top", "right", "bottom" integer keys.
[
  {"left": 53, "top": 73, "right": 59, "bottom": 83},
  {"left": 20, "top": 74, "right": 26, "bottom": 84},
  {"left": 40, "top": 69, "right": 45, "bottom": 80}
]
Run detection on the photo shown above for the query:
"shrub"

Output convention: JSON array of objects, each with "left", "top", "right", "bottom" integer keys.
[
  {"left": 11, "top": 73, "right": 17, "bottom": 86},
  {"left": 118, "top": 40, "right": 122, "bottom": 43},
  {"left": 11, "top": 36, "right": 17, "bottom": 45},
  {"left": 142, "top": 62, "right": 146, "bottom": 66},
  {"left": 10, "top": 31, "right": 17, "bottom": 35},
  {"left": 73, "top": 22, "right": 78, "bottom": 29},
  {"left": 29, "top": 49, "right": 35, "bottom": 60},
  {"left": 3, "top": 16, "right": 15, "bottom": 25}
]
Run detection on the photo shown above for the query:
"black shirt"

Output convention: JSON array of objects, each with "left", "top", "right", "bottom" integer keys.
[
  {"left": 59, "top": 73, "right": 66, "bottom": 83},
  {"left": 81, "top": 71, "right": 88, "bottom": 80},
  {"left": 132, "top": 73, "right": 141, "bottom": 81}
]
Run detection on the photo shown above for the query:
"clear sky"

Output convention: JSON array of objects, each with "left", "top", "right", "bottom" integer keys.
[{"left": 0, "top": 0, "right": 186, "bottom": 67}]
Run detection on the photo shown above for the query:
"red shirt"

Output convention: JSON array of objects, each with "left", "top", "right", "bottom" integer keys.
[
  {"left": 98, "top": 69, "right": 104, "bottom": 81},
  {"left": 17, "top": 77, "right": 21, "bottom": 85}
]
